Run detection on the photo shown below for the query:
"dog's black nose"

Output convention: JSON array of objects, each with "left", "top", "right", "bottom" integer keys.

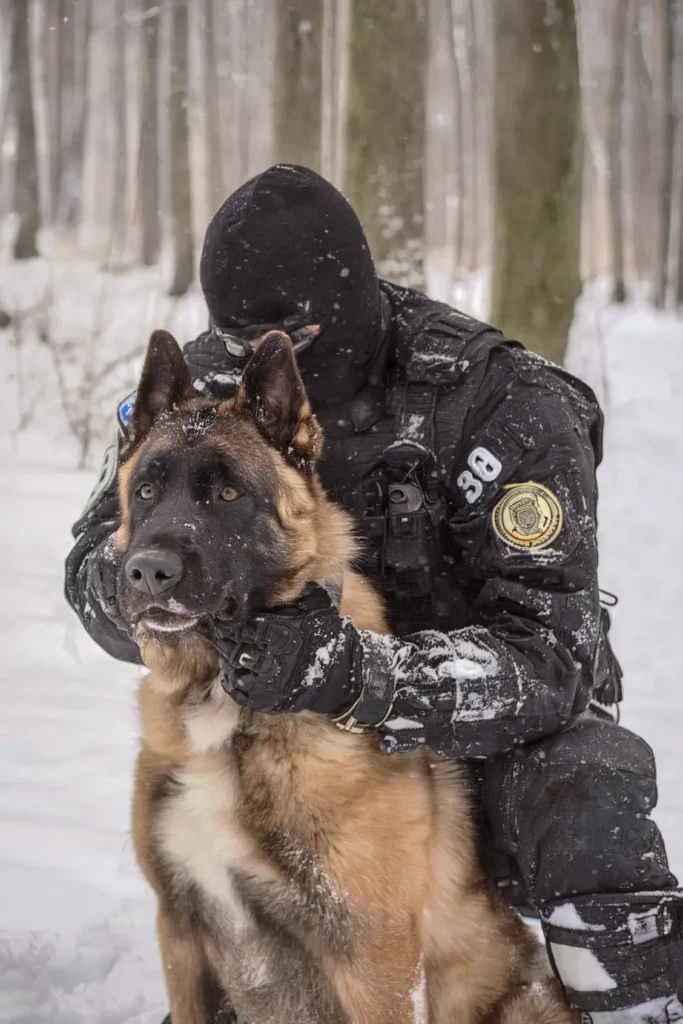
[{"left": 125, "top": 549, "right": 183, "bottom": 595}]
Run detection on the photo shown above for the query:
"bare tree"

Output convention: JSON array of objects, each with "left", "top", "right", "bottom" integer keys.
[
  {"left": 678, "top": 133, "right": 683, "bottom": 306},
  {"left": 624, "top": 0, "right": 654, "bottom": 282},
  {"left": 676, "top": 2, "right": 683, "bottom": 307},
  {"left": 446, "top": 0, "right": 466, "bottom": 275},
  {"left": 464, "top": 0, "right": 480, "bottom": 270},
  {"left": 0, "top": 4, "right": 16, "bottom": 214},
  {"left": 491, "top": 0, "right": 581, "bottom": 365},
  {"left": 168, "top": 0, "right": 194, "bottom": 296},
  {"left": 139, "top": 0, "right": 160, "bottom": 266},
  {"left": 652, "top": 0, "right": 674, "bottom": 307},
  {"left": 11, "top": 0, "right": 40, "bottom": 258},
  {"left": 107, "top": 0, "right": 129, "bottom": 265},
  {"left": 60, "top": 0, "right": 91, "bottom": 229},
  {"left": 44, "top": 0, "right": 64, "bottom": 222},
  {"left": 274, "top": 0, "right": 323, "bottom": 171},
  {"left": 345, "top": 0, "right": 428, "bottom": 288},
  {"left": 202, "top": 0, "right": 224, "bottom": 216},
  {"left": 607, "top": 0, "right": 627, "bottom": 302},
  {"left": 321, "top": 0, "right": 349, "bottom": 187}
]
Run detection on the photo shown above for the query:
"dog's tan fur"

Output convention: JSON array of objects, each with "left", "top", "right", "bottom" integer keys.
[{"left": 121, "top": 332, "right": 574, "bottom": 1024}]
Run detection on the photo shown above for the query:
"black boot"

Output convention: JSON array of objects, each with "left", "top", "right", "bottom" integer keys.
[{"left": 541, "top": 890, "right": 683, "bottom": 1023}]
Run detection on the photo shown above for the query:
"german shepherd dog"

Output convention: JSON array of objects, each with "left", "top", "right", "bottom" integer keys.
[{"left": 115, "top": 329, "right": 573, "bottom": 1024}]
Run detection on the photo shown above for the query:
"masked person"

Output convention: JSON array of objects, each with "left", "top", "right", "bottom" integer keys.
[{"left": 65, "top": 164, "right": 683, "bottom": 1024}]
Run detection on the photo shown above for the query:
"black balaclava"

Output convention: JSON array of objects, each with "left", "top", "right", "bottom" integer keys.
[{"left": 199, "top": 164, "right": 383, "bottom": 403}]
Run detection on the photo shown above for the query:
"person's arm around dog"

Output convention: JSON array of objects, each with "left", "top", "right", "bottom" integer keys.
[{"left": 209, "top": 371, "right": 601, "bottom": 760}]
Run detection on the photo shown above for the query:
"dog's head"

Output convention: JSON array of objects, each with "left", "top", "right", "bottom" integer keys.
[{"left": 114, "top": 329, "right": 342, "bottom": 640}]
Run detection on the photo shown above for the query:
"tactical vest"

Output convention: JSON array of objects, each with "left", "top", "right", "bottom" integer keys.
[
  {"left": 316, "top": 281, "right": 622, "bottom": 707},
  {"left": 316, "top": 281, "right": 504, "bottom": 635}
]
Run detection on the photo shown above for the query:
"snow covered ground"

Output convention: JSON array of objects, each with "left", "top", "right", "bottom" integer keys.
[{"left": 0, "top": 262, "right": 682, "bottom": 1022}]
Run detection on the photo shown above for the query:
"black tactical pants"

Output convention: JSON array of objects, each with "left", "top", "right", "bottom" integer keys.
[{"left": 476, "top": 713, "right": 683, "bottom": 1020}]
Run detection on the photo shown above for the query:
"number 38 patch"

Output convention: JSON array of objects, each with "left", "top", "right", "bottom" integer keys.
[{"left": 492, "top": 482, "right": 563, "bottom": 550}]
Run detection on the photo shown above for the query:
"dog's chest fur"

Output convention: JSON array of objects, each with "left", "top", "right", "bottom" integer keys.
[{"left": 154, "top": 679, "right": 270, "bottom": 929}]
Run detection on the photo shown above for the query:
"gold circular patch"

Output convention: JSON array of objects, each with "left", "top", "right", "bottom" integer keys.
[{"left": 492, "top": 482, "right": 563, "bottom": 550}]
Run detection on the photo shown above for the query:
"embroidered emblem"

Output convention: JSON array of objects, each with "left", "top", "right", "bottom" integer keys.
[{"left": 492, "top": 482, "right": 563, "bottom": 550}]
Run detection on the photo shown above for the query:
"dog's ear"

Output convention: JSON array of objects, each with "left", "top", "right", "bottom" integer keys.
[
  {"left": 237, "top": 331, "right": 322, "bottom": 473},
  {"left": 129, "top": 330, "right": 196, "bottom": 444}
]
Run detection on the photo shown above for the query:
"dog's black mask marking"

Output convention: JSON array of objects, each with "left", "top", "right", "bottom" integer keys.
[{"left": 117, "top": 330, "right": 310, "bottom": 638}]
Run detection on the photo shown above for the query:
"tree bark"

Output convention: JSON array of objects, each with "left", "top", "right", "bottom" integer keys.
[
  {"left": 345, "top": 0, "right": 428, "bottom": 288},
  {"left": 45, "top": 0, "right": 64, "bottom": 223},
  {"left": 274, "top": 0, "right": 323, "bottom": 171},
  {"left": 59, "top": 0, "right": 91, "bottom": 228},
  {"left": 168, "top": 0, "right": 194, "bottom": 296},
  {"left": 202, "top": 0, "right": 224, "bottom": 216},
  {"left": 107, "top": 0, "right": 128, "bottom": 265},
  {"left": 677, "top": 126, "right": 683, "bottom": 305},
  {"left": 321, "top": 0, "right": 349, "bottom": 187},
  {"left": 491, "top": 0, "right": 581, "bottom": 365},
  {"left": 139, "top": 0, "right": 160, "bottom": 266},
  {"left": 11, "top": 0, "right": 40, "bottom": 258},
  {"left": 676, "top": 5, "right": 683, "bottom": 307},
  {"left": 624, "top": 0, "right": 653, "bottom": 282},
  {"left": 446, "top": 0, "right": 466, "bottom": 276},
  {"left": 652, "top": 0, "right": 674, "bottom": 308},
  {"left": 465, "top": 0, "right": 480, "bottom": 270},
  {"left": 607, "top": 0, "right": 626, "bottom": 302}
]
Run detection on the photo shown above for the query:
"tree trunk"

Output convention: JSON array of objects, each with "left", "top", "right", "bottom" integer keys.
[
  {"left": 321, "top": 0, "right": 349, "bottom": 187},
  {"left": 465, "top": 0, "right": 480, "bottom": 270},
  {"left": 490, "top": 0, "right": 581, "bottom": 365},
  {"left": 652, "top": 0, "right": 674, "bottom": 308},
  {"left": 446, "top": 0, "right": 466, "bottom": 276},
  {"left": 11, "top": 0, "right": 40, "bottom": 258},
  {"left": 202, "top": 0, "right": 223, "bottom": 217},
  {"left": 45, "top": 0, "right": 64, "bottom": 223},
  {"left": 607, "top": 0, "right": 626, "bottom": 303},
  {"left": 345, "top": 0, "right": 428, "bottom": 288},
  {"left": 107, "top": 0, "right": 128, "bottom": 265},
  {"left": 624, "top": 0, "right": 653, "bottom": 282},
  {"left": 274, "top": 0, "right": 323, "bottom": 171},
  {"left": 168, "top": 0, "right": 194, "bottom": 296},
  {"left": 58, "top": 0, "right": 91, "bottom": 228},
  {"left": 676, "top": 5, "right": 683, "bottom": 307},
  {"left": 677, "top": 125, "right": 683, "bottom": 305},
  {"left": 139, "top": 0, "right": 160, "bottom": 266}
]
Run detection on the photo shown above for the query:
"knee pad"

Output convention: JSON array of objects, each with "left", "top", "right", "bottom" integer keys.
[{"left": 540, "top": 890, "right": 683, "bottom": 1022}]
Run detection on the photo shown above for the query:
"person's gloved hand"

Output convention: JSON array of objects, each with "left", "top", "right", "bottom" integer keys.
[
  {"left": 87, "top": 534, "right": 134, "bottom": 635},
  {"left": 204, "top": 586, "right": 363, "bottom": 715}
]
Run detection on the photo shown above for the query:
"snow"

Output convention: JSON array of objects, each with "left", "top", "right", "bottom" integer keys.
[
  {"left": 0, "top": 260, "right": 682, "bottom": 1021},
  {"left": 549, "top": 942, "right": 617, "bottom": 992},
  {"left": 547, "top": 902, "right": 606, "bottom": 932}
]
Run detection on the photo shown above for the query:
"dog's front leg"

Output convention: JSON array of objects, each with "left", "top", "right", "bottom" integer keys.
[{"left": 157, "top": 910, "right": 236, "bottom": 1024}]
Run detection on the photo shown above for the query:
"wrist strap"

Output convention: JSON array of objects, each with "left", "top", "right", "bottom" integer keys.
[
  {"left": 332, "top": 636, "right": 397, "bottom": 733},
  {"left": 332, "top": 692, "right": 396, "bottom": 733}
]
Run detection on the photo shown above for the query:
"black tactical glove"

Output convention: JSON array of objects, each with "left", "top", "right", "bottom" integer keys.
[
  {"left": 206, "top": 586, "right": 364, "bottom": 716},
  {"left": 88, "top": 535, "right": 126, "bottom": 628}
]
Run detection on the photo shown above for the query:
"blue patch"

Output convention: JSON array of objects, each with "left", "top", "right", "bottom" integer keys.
[{"left": 117, "top": 391, "right": 136, "bottom": 434}]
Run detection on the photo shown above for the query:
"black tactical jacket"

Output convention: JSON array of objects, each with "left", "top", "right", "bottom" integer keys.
[{"left": 65, "top": 282, "right": 620, "bottom": 759}]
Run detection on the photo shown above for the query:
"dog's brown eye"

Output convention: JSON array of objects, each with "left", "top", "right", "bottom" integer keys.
[
  {"left": 137, "top": 483, "right": 154, "bottom": 500},
  {"left": 219, "top": 486, "right": 239, "bottom": 502}
]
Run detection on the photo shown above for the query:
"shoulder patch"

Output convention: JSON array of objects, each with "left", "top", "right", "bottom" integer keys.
[
  {"left": 492, "top": 482, "right": 563, "bottom": 550},
  {"left": 117, "top": 391, "right": 136, "bottom": 434}
]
